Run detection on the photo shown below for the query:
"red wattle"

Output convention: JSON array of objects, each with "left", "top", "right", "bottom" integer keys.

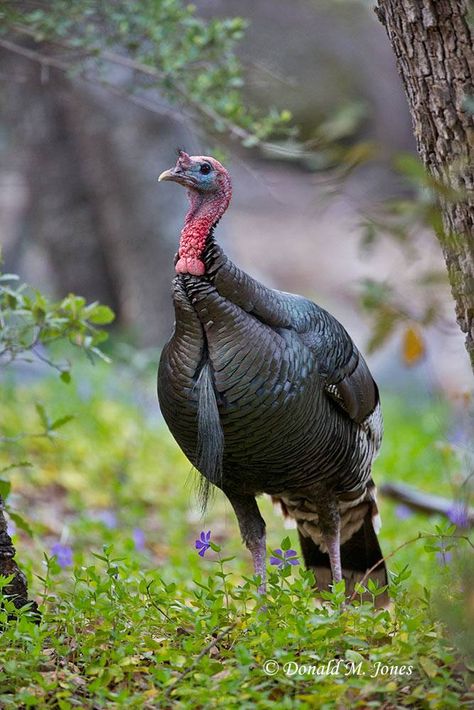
[
  {"left": 175, "top": 173, "right": 232, "bottom": 276},
  {"left": 175, "top": 256, "right": 206, "bottom": 276}
]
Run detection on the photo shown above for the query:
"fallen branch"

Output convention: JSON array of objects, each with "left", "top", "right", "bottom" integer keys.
[{"left": 381, "top": 482, "right": 474, "bottom": 527}]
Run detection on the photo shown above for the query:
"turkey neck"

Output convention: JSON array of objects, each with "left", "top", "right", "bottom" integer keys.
[{"left": 176, "top": 188, "right": 230, "bottom": 277}]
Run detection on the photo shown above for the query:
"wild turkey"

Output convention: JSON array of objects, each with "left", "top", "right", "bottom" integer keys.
[{"left": 157, "top": 150, "right": 388, "bottom": 602}]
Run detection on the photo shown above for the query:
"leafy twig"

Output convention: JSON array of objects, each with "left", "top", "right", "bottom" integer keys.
[
  {"left": 164, "top": 623, "right": 237, "bottom": 699},
  {"left": 145, "top": 581, "right": 172, "bottom": 622},
  {"left": 5, "top": 24, "right": 278, "bottom": 147},
  {"left": 348, "top": 531, "right": 474, "bottom": 604}
]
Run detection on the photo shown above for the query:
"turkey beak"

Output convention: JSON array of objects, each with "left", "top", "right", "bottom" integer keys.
[
  {"left": 158, "top": 167, "right": 196, "bottom": 188},
  {"left": 158, "top": 167, "right": 179, "bottom": 183}
]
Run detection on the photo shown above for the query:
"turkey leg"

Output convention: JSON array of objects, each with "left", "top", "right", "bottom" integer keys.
[
  {"left": 322, "top": 524, "right": 342, "bottom": 585},
  {"left": 226, "top": 492, "right": 267, "bottom": 594},
  {"left": 318, "top": 500, "right": 343, "bottom": 586}
]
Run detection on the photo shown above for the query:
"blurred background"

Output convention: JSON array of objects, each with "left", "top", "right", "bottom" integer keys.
[
  {"left": 0, "top": 2, "right": 473, "bottom": 693},
  {"left": 1, "top": 0, "right": 472, "bottom": 392}
]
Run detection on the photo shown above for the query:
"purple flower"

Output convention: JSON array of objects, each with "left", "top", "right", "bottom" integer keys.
[
  {"left": 436, "top": 549, "right": 452, "bottom": 566},
  {"left": 195, "top": 530, "right": 211, "bottom": 557},
  {"left": 395, "top": 504, "right": 413, "bottom": 520},
  {"left": 96, "top": 510, "right": 118, "bottom": 529},
  {"left": 50, "top": 542, "right": 73, "bottom": 569},
  {"left": 133, "top": 527, "right": 146, "bottom": 551},
  {"left": 270, "top": 548, "right": 300, "bottom": 568},
  {"left": 447, "top": 502, "right": 469, "bottom": 528}
]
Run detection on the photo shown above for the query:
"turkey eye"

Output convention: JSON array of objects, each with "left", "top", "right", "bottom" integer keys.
[{"left": 200, "top": 163, "right": 211, "bottom": 175}]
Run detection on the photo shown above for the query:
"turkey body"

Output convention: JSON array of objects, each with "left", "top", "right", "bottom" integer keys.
[
  {"left": 158, "top": 237, "right": 387, "bottom": 600},
  {"left": 159, "top": 242, "right": 381, "bottom": 497}
]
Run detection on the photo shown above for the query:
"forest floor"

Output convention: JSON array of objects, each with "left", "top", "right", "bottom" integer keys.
[{"left": 0, "top": 353, "right": 472, "bottom": 708}]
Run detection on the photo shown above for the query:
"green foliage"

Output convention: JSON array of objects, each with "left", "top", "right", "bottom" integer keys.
[
  {"left": 358, "top": 155, "right": 455, "bottom": 359},
  {"left": 0, "top": 533, "right": 470, "bottom": 706},
  {"left": 0, "top": 364, "right": 472, "bottom": 706},
  {"left": 1, "top": 1, "right": 371, "bottom": 165},
  {"left": 1, "top": 0, "right": 293, "bottom": 146},
  {"left": 0, "top": 266, "right": 114, "bottom": 540},
  {"left": 0, "top": 270, "right": 114, "bottom": 377},
  {"left": 433, "top": 548, "right": 474, "bottom": 662}
]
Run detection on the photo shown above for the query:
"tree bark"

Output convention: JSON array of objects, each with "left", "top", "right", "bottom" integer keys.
[
  {"left": 0, "top": 497, "right": 39, "bottom": 621},
  {"left": 375, "top": 0, "right": 474, "bottom": 373}
]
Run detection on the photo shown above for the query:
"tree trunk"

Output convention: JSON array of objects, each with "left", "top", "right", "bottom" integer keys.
[
  {"left": 375, "top": 0, "right": 474, "bottom": 373},
  {"left": 0, "top": 497, "right": 39, "bottom": 621}
]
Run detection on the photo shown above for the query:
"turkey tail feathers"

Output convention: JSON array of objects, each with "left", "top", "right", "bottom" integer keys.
[
  {"left": 298, "top": 507, "right": 389, "bottom": 607},
  {"left": 195, "top": 360, "right": 224, "bottom": 511}
]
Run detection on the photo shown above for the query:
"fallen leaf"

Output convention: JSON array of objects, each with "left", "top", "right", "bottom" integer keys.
[{"left": 402, "top": 325, "right": 425, "bottom": 366}]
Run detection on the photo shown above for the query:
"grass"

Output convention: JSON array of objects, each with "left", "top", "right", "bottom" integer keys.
[{"left": 0, "top": 358, "right": 472, "bottom": 708}]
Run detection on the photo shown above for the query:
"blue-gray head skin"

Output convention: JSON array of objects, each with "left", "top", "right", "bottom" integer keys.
[{"left": 158, "top": 150, "right": 232, "bottom": 276}]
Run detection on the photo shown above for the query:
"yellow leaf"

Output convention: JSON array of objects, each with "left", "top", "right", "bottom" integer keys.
[
  {"left": 419, "top": 656, "right": 438, "bottom": 678},
  {"left": 119, "top": 655, "right": 141, "bottom": 666},
  {"left": 402, "top": 326, "right": 425, "bottom": 366}
]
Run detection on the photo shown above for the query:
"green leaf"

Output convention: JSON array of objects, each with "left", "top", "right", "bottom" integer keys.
[
  {"left": 367, "top": 309, "right": 399, "bottom": 354},
  {"left": 0, "top": 479, "right": 11, "bottom": 499},
  {"left": 317, "top": 101, "right": 367, "bottom": 142},
  {"left": 0, "top": 574, "right": 16, "bottom": 589},
  {"left": 419, "top": 656, "right": 438, "bottom": 678},
  {"left": 87, "top": 305, "right": 115, "bottom": 325},
  {"left": 35, "top": 402, "right": 50, "bottom": 431},
  {"left": 345, "top": 650, "right": 365, "bottom": 664},
  {"left": 7, "top": 511, "right": 33, "bottom": 537},
  {"left": 219, "top": 555, "right": 235, "bottom": 563},
  {"left": 281, "top": 536, "right": 291, "bottom": 551},
  {"left": 394, "top": 152, "right": 427, "bottom": 181},
  {"left": 367, "top": 578, "right": 378, "bottom": 594},
  {"left": 50, "top": 414, "right": 74, "bottom": 431},
  {"left": 60, "top": 370, "right": 72, "bottom": 384}
]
